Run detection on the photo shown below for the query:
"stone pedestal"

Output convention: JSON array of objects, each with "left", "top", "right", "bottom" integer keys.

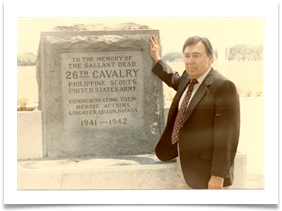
[
  {"left": 17, "top": 110, "right": 248, "bottom": 189},
  {"left": 17, "top": 153, "right": 247, "bottom": 190}
]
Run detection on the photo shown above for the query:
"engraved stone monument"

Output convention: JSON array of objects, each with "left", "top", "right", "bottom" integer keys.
[{"left": 37, "top": 23, "right": 164, "bottom": 158}]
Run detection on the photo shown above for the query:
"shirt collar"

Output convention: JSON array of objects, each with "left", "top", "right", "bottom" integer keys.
[{"left": 195, "top": 66, "right": 212, "bottom": 85}]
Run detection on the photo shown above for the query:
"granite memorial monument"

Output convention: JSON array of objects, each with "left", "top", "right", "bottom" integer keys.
[{"left": 36, "top": 23, "right": 164, "bottom": 158}]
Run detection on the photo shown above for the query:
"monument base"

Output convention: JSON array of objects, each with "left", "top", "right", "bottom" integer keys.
[
  {"left": 17, "top": 153, "right": 247, "bottom": 190},
  {"left": 17, "top": 110, "right": 247, "bottom": 189}
]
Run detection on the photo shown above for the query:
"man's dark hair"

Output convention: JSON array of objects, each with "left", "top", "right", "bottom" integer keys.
[{"left": 182, "top": 36, "right": 213, "bottom": 57}]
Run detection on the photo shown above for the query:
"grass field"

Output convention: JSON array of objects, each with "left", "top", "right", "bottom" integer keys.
[
  {"left": 167, "top": 61, "right": 264, "bottom": 94},
  {"left": 17, "top": 66, "right": 39, "bottom": 105},
  {"left": 17, "top": 60, "right": 264, "bottom": 105},
  {"left": 17, "top": 61, "right": 264, "bottom": 189}
]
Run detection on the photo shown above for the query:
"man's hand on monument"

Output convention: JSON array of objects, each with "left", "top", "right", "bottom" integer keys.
[{"left": 150, "top": 35, "right": 161, "bottom": 63}]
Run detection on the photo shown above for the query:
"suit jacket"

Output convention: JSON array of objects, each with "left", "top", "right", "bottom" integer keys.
[{"left": 152, "top": 60, "right": 240, "bottom": 189}]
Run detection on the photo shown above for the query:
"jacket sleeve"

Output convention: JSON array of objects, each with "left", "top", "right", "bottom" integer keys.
[
  {"left": 151, "top": 60, "right": 183, "bottom": 91},
  {"left": 211, "top": 80, "right": 240, "bottom": 178}
]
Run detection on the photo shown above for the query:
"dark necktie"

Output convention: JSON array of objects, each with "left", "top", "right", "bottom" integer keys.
[{"left": 171, "top": 79, "right": 198, "bottom": 145}]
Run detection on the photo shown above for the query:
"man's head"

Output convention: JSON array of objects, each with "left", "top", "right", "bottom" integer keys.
[{"left": 182, "top": 36, "right": 213, "bottom": 79}]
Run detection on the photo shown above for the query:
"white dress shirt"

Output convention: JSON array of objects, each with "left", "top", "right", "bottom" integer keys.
[{"left": 178, "top": 66, "right": 212, "bottom": 110}]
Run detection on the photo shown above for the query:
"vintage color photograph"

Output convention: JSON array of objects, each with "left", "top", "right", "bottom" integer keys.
[
  {"left": 4, "top": 0, "right": 279, "bottom": 206},
  {"left": 17, "top": 17, "right": 264, "bottom": 190}
]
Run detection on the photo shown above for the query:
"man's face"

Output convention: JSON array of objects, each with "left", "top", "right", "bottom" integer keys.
[{"left": 184, "top": 41, "right": 213, "bottom": 79}]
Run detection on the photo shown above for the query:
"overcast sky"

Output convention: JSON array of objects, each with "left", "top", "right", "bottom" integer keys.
[{"left": 17, "top": 17, "right": 264, "bottom": 55}]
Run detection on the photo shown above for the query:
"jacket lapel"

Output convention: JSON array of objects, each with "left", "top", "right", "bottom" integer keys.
[
  {"left": 182, "top": 68, "right": 215, "bottom": 125},
  {"left": 167, "top": 72, "right": 190, "bottom": 122},
  {"left": 174, "top": 73, "right": 190, "bottom": 102}
]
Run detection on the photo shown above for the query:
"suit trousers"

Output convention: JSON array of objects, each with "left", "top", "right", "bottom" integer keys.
[
  {"left": 176, "top": 143, "right": 230, "bottom": 189},
  {"left": 176, "top": 143, "right": 192, "bottom": 189}
]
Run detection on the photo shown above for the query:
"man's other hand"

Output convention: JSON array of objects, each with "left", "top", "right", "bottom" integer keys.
[{"left": 208, "top": 175, "right": 224, "bottom": 189}]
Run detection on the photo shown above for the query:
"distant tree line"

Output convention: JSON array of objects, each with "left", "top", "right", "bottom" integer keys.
[
  {"left": 162, "top": 52, "right": 183, "bottom": 62},
  {"left": 162, "top": 44, "right": 263, "bottom": 62},
  {"left": 17, "top": 52, "right": 36, "bottom": 66},
  {"left": 162, "top": 51, "right": 218, "bottom": 62},
  {"left": 227, "top": 44, "right": 263, "bottom": 61}
]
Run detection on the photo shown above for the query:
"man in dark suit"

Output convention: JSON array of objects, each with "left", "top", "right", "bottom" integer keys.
[{"left": 149, "top": 35, "right": 240, "bottom": 189}]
